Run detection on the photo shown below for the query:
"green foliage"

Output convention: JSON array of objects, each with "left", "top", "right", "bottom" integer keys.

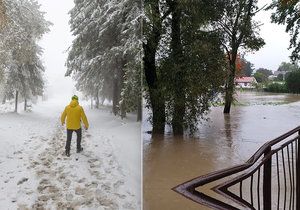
[
  {"left": 285, "top": 70, "right": 300, "bottom": 93},
  {"left": 254, "top": 72, "right": 268, "bottom": 83},
  {"left": 276, "top": 74, "right": 284, "bottom": 81},
  {"left": 277, "top": 61, "right": 299, "bottom": 72},
  {"left": 215, "top": 0, "right": 265, "bottom": 113},
  {"left": 268, "top": 1, "right": 300, "bottom": 61},
  {"left": 256, "top": 68, "right": 273, "bottom": 77},
  {"left": 265, "top": 82, "right": 288, "bottom": 93},
  {"left": 241, "top": 58, "right": 254, "bottom": 77},
  {"left": 143, "top": 0, "right": 227, "bottom": 134}
]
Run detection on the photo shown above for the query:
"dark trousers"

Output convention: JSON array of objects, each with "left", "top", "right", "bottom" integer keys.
[{"left": 65, "top": 128, "right": 82, "bottom": 152}]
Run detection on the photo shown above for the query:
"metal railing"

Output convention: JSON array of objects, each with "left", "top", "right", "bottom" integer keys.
[{"left": 173, "top": 126, "right": 300, "bottom": 210}]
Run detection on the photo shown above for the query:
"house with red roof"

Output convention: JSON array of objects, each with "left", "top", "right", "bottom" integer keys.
[{"left": 235, "top": 77, "right": 257, "bottom": 89}]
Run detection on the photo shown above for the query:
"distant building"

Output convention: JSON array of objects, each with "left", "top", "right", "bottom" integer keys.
[
  {"left": 235, "top": 77, "right": 257, "bottom": 89},
  {"left": 268, "top": 75, "right": 277, "bottom": 81},
  {"left": 274, "top": 71, "right": 288, "bottom": 80}
]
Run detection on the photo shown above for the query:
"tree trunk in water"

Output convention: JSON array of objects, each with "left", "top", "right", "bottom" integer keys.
[
  {"left": 14, "top": 90, "right": 18, "bottom": 113},
  {"left": 143, "top": 0, "right": 165, "bottom": 134},
  {"left": 149, "top": 88, "right": 165, "bottom": 134},
  {"left": 224, "top": 60, "right": 236, "bottom": 114},
  {"left": 143, "top": 43, "right": 165, "bottom": 134},
  {"left": 24, "top": 98, "right": 27, "bottom": 111},
  {"left": 170, "top": 0, "right": 184, "bottom": 135}
]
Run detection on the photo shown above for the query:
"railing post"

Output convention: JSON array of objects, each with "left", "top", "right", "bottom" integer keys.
[
  {"left": 297, "top": 131, "right": 300, "bottom": 210},
  {"left": 263, "top": 146, "right": 272, "bottom": 210}
]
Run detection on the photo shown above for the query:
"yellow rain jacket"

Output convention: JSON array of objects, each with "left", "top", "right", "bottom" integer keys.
[{"left": 61, "top": 99, "right": 89, "bottom": 130}]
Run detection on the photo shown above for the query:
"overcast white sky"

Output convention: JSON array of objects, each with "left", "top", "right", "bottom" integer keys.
[
  {"left": 36, "top": 0, "right": 293, "bottom": 96},
  {"left": 37, "top": 0, "right": 76, "bottom": 102},
  {"left": 245, "top": 0, "right": 292, "bottom": 71}
]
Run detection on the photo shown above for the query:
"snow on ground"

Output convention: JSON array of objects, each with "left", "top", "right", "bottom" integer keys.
[{"left": 0, "top": 97, "right": 141, "bottom": 209}]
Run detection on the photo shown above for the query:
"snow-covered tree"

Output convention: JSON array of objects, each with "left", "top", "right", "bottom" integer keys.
[
  {"left": 67, "top": 0, "right": 141, "bottom": 119},
  {"left": 0, "top": 0, "right": 51, "bottom": 111}
]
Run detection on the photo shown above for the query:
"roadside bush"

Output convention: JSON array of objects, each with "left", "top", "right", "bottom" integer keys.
[
  {"left": 286, "top": 71, "right": 300, "bottom": 93},
  {"left": 265, "top": 83, "right": 288, "bottom": 93}
]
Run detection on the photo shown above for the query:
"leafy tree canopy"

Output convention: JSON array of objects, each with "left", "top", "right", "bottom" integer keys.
[{"left": 277, "top": 61, "right": 299, "bottom": 72}]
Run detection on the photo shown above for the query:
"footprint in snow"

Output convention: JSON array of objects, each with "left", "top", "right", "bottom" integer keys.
[
  {"left": 113, "top": 180, "right": 124, "bottom": 189},
  {"left": 96, "top": 195, "right": 118, "bottom": 209},
  {"left": 17, "top": 177, "right": 28, "bottom": 185},
  {"left": 77, "top": 178, "right": 86, "bottom": 183},
  {"left": 101, "top": 183, "right": 111, "bottom": 191}
]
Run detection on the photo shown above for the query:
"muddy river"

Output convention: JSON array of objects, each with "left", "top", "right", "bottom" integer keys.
[{"left": 143, "top": 91, "right": 300, "bottom": 210}]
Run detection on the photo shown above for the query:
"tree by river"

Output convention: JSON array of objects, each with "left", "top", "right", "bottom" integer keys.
[
  {"left": 143, "top": 0, "right": 226, "bottom": 135},
  {"left": 217, "top": 0, "right": 265, "bottom": 114},
  {"left": 143, "top": 0, "right": 265, "bottom": 135}
]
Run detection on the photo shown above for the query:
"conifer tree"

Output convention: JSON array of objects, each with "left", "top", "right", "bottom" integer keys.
[
  {"left": 0, "top": 0, "right": 50, "bottom": 111},
  {"left": 67, "top": 0, "right": 141, "bottom": 119}
]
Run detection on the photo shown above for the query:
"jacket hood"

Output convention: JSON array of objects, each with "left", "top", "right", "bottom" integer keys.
[{"left": 69, "top": 99, "right": 79, "bottom": 108}]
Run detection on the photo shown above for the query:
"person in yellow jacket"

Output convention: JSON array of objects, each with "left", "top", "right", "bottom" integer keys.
[{"left": 61, "top": 95, "right": 89, "bottom": 157}]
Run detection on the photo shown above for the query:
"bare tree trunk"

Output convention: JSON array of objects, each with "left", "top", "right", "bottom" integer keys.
[
  {"left": 0, "top": 0, "right": 7, "bottom": 29},
  {"left": 2, "top": 95, "right": 6, "bottom": 104},
  {"left": 24, "top": 98, "right": 27, "bottom": 111},
  {"left": 95, "top": 91, "right": 99, "bottom": 109},
  {"left": 120, "top": 101, "right": 126, "bottom": 119},
  {"left": 90, "top": 97, "right": 93, "bottom": 109},
  {"left": 170, "top": 0, "right": 185, "bottom": 135},
  {"left": 14, "top": 90, "right": 18, "bottom": 113},
  {"left": 137, "top": 96, "right": 142, "bottom": 122},
  {"left": 112, "top": 76, "right": 119, "bottom": 115},
  {"left": 113, "top": 60, "right": 125, "bottom": 116}
]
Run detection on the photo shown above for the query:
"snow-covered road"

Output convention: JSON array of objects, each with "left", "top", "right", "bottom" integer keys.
[{"left": 0, "top": 99, "right": 141, "bottom": 209}]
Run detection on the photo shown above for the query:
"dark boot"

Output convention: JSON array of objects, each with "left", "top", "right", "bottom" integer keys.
[
  {"left": 77, "top": 147, "right": 83, "bottom": 153},
  {"left": 65, "top": 150, "right": 70, "bottom": 157}
]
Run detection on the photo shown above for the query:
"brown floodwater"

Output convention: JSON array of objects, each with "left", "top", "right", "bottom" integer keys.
[{"left": 143, "top": 91, "right": 300, "bottom": 210}]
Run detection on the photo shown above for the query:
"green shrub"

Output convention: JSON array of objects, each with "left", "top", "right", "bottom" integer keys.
[
  {"left": 286, "top": 71, "right": 300, "bottom": 93},
  {"left": 265, "top": 83, "right": 288, "bottom": 93}
]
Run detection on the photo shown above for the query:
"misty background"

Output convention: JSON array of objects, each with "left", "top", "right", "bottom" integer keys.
[{"left": 38, "top": 0, "right": 76, "bottom": 104}]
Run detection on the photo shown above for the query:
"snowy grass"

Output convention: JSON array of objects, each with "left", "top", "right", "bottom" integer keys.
[{"left": 0, "top": 98, "right": 141, "bottom": 209}]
